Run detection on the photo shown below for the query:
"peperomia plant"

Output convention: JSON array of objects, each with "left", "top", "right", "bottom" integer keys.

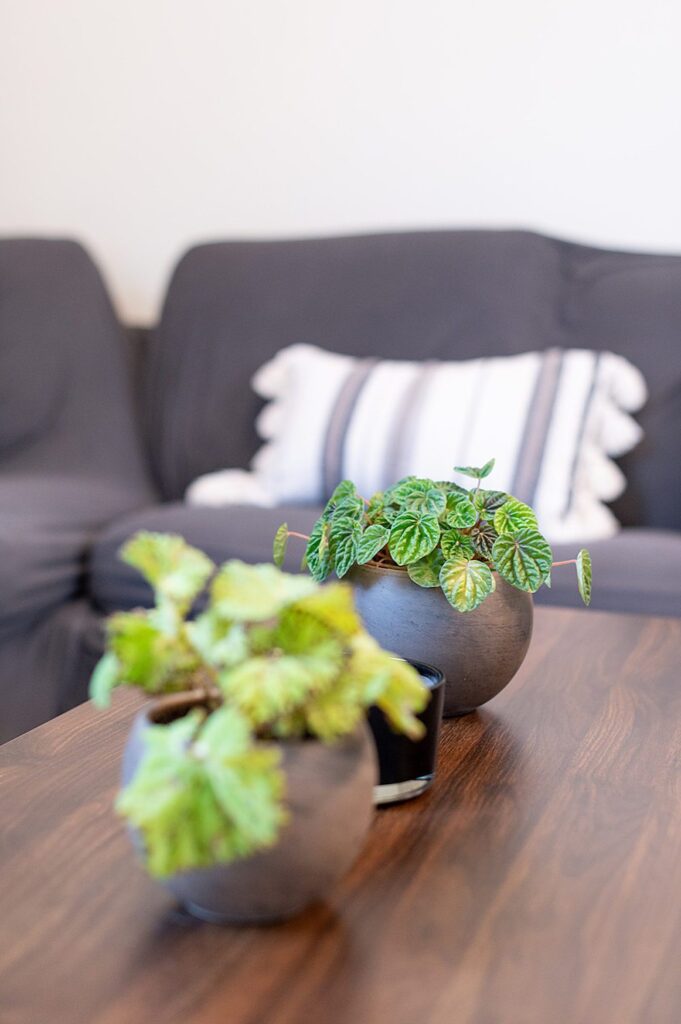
[
  {"left": 274, "top": 459, "right": 592, "bottom": 612},
  {"left": 91, "top": 532, "right": 426, "bottom": 878}
]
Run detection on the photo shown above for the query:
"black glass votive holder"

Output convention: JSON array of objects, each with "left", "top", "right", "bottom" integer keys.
[{"left": 368, "top": 659, "right": 445, "bottom": 806}]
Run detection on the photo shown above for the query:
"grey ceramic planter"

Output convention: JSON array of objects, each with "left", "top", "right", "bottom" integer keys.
[
  {"left": 350, "top": 563, "right": 533, "bottom": 717},
  {"left": 122, "top": 694, "right": 377, "bottom": 924}
]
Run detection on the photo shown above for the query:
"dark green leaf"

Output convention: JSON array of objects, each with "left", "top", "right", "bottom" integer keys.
[
  {"left": 445, "top": 492, "right": 478, "bottom": 529},
  {"left": 398, "top": 480, "right": 447, "bottom": 517},
  {"left": 329, "top": 480, "right": 359, "bottom": 503},
  {"left": 383, "top": 476, "right": 418, "bottom": 504},
  {"left": 329, "top": 516, "right": 362, "bottom": 578},
  {"left": 576, "top": 548, "right": 592, "bottom": 606},
  {"left": 388, "top": 510, "right": 441, "bottom": 565},
  {"left": 332, "top": 494, "right": 365, "bottom": 520},
  {"left": 272, "top": 523, "right": 289, "bottom": 568},
  {"left": 470, "top": 520, "right": 498, "bottom": 561},
  {"left": 366, "top": 493, "right": 386, "bottom": 523},
  {"left": 473, "top": 489, "right": 508, "bottom": 515},
  {"left": 305, "top": 518, "right": 332, "bottom": 582},
  {"left": 492, "top": 529, "right": 552, "bottom": 592},
  {"left": 454, "top": 458, "right": 495, "bottom": 480},
  {"left": 494, "top": 498, "right": 539, "bottom": 535},
  {"left": 435, "top": 480, "right": 467, "bottom": 495},
  {"left": 407, "top": 549, "right": 445, "bottom": 588},
  {"left": 439, "top": 557, "right": 495, "bottom": 611},
  {"left": 356, "top": 524, "right": 391, "bottom": 565}
]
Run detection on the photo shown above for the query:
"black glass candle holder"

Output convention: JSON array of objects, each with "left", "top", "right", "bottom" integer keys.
[{"left": 368, "top": 660, "right": 445, "bottom": 805}]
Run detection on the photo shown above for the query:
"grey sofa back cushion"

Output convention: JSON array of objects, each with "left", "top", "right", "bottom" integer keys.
[
  {"left": 146, "top": 230, "right": 681, "bottom": 529},
  {"left": 0, "top": 239, "right": 154, "bottom": 500}
]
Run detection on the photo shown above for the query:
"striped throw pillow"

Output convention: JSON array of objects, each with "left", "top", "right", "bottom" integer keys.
[{"left": 188, "top": 343, "right": 647, "bottom": 542}]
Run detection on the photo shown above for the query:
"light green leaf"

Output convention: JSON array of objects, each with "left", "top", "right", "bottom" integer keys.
[
  {"left": 439, "top": 557, "right": 495, "bottom": 612},
  {"left": 492, "top": 529, "right": 552, "bottom": 592},
  {"left": 440, "top": 529, "right": 475, "bottom": 560},
  {"left": 344, "top": 633, "right": 427, "bottom": 740},
  {"left": 445, "top": 492, "right": 479, "bottom": 529},
  {"left": 116, "top": 707, "right": 285, "bottom": 878},
  {"left": 89, "top": 651, "right": 121, "bottom": 708},
  {"left": 388, "top": 510, "right": 441, "bottom": 565},
  {"left": 107, "top": 612, "right": 194, "bottom": 693},
  {"left": 186, "top": 612, "right": 249, "bottom": 669},
  {"left": 576, "top": 548, "right": 592, "bottom": 606},
  {"left": 289, "top": 582, "right": 361, "bottom": 638},
  {"left": 220, "top": 651, "right": 333, "bottom": 726},
  {"left": 329, "top": 516, "right": 362, "bottom": 578},
  {"left": 407, "top": 548, "right": 445, "bottom": 587},
  {"left": 211, "top": 561, "right": 317, "bottom": 621},
  {"left": 494, "top": 498, "right": 539, "bottom": 535},
  {"left": 121, "top": 532, "right": 214, "bottom": 612},
  {"left": 272, "top": 523, "right": 289, "bottom": 568},
  {"left": 454, "top": 458, "right": 495, "bottom": 480},
  {"left": 356, "top": 524, "right": 390, "bottom": 565}
]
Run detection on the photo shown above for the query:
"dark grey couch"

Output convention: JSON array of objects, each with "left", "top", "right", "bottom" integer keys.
[{"left": 2, "top": 230, "right": 680, "bottom": 742}]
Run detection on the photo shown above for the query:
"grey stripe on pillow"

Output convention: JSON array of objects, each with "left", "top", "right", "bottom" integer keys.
[
  {"left": 563, "top": 351, "right": 603, "bottom": 516},
  {"left": 382, "top": 360, "right": 439, "bottom": 488},
  {"left": 511, "top": 348, "right": 564, "bottom": 505},
  {"left": 322, "top": 358, "right": 377, "bottom": 499}
]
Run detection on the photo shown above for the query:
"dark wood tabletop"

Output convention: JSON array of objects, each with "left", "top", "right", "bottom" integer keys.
[{"left": 1, "top": 606, "right": 680, "bottom": 1024}]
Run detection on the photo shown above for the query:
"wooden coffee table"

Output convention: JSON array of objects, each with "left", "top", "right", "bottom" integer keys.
[{"left": 1, "top": 606, "right": 680, "bottom": 1024}]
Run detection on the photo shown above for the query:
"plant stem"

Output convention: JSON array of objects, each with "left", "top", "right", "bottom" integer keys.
[
  {"left": 551, "top": 559, "right": 576, "bottom": 568},
  {"left": 287, "top": 531, "right": 310, "bottom": 542}
]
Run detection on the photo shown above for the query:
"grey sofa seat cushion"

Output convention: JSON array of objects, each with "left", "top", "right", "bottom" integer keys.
[
  {"left": 89, "top": 502, "right": 323, "bottom": 614},
  {"left": 89, "top": 503, "right": 681, "bottom": 619},
  {"left": 0, "top": 598, "right": 102, "bottom": 744},
  {"left": 537, "top": 529, "right": 681, "bottom": 618},
  {"left": 146, "top": 231, "right": 681, "bottom": 531},
  {"left": 0, "top": 474, "right": 154, "bottom": 640}
]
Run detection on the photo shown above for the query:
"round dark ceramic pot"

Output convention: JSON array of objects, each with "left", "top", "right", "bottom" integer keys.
[
  {"left": 350, "top": 563, "right": 533, "bottom": 717},
  {"left": 122, "top": 693, "right": 377, "bottom": 924}
]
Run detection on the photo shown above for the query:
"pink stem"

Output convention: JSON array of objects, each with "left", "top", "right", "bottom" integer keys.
[
  {"left": 551, "top": 559, "right": 576, "bottom": 568},
  {"left": 287, "top": 531, "right": 310, "bottom": 542}
]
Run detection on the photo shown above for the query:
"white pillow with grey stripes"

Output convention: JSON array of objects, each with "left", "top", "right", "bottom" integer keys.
[{"left": 186, "top": 343, "right": 647, "bottom": 543}]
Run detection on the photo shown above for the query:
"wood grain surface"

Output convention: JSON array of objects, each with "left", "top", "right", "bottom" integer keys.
[{"left": 0, "top": 606, "right": 680, "bottom": 1024}]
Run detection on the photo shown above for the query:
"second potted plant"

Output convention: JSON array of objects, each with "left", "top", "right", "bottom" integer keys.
[
  {"left": 91, "top": 532, "right": 427, "bottom": 924},
  {"left": 275, "top": 459, "right": 592, "bottom": 716}
]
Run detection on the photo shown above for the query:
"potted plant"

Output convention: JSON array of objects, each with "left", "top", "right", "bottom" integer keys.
[
  {"left": 274, "top": 459, "right": 592, "bottom": 716},
  {"left": 90, "top": 531, "right": 427, "bottom": 924}
]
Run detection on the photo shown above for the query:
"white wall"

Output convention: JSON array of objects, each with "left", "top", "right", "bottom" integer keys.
[{"left": 1, "top": 0, "right": 680, "bottom": 324}]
